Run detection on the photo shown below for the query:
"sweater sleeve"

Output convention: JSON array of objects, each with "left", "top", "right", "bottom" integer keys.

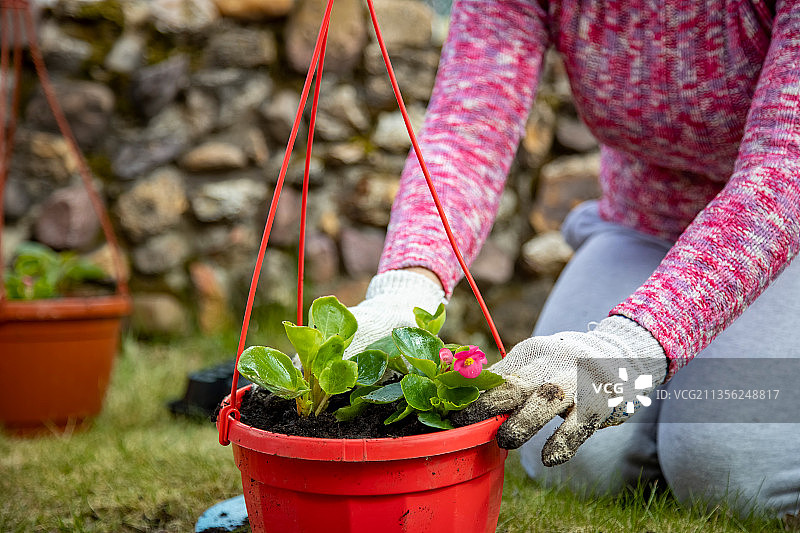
[
  {"left": 377, "top": 0, "right": 549, "bottom": 296},
  {"left": 611, "top": 0, "right": 800, "bottom": 378}
]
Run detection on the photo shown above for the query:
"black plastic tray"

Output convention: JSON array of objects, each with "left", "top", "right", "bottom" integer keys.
[{"left": 169, "top": 360, "right": 252, "bottom": 419}]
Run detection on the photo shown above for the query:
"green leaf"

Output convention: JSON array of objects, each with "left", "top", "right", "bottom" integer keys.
[
  {"left": 63, "top": 261, "right": 106, "bottom": 283},
  {"left": 362, "top": 382, "right": 404, "bottom": 404},
  {"left": 435, "top": 369, "right": 505, "bottom": 390},
  {"left": 392, "top": 327, "right": 443, "bottom": 378},
  {"left": 413, "top": 303, "right": 446, "bottom": 335},
  {"left": 366, "top": 335, "right": 400, "bottom": 358},
  {"left": 311, "top": 335, "right": 345, "bottom": 376},
  {"left": 4, "top": 275, "right": 23, "bottom": 299},
  {"left": 354, "top": 350, "right": 389, "bottom": 386},
  {"left": 417, "top": 411, "right": 454, "bottom": 430},
  {"left": 334, "top": 385, "right": 381, "bottom": 421},
  {"left": 413, "top": 307, "right": 431, "bottom": 329},
  {"left": 445, "top": 344, "right": 469, "bottom": 354},
  {"left": 350, "top": 385, "right": 381, "bottom": 402},
  {"left": 334, "top": 402, "right": 368, "bottom": 422},
  {"left": 283, "top": 322, "right": 324, "bottom": 371},
  {"left": 5, "top": 242, "right": 109, "bottom": 300},
  {"left": 318, "top": 359, "right": 358, "bottom": 395},
  {"left": 366, "top": 335, "right": 409, "bottom": 374},
  {"left": 15, "top": 242, "right": 58, "bottom": 271},
  {"left": 384, "top": 402, "right": 415, "bottom": 424},
  {"left": 237, "top": 346, "right": 309, "bottom": 399},
  {"left": 404, "top": 355, "right": 439, "bottom": 379},
  {"left": 392, "top": 327, "right": 444, "bottom": 362},
  {"left": 309, "top": 296, "right": 358, "bottom": 347},
  {"left": 400, "top": 374, "right": 437, "bottom": 411},
  {"left": 436, "top": 384, "right": 480, "bottom": 410},
  {"left": 387, "top": 356, "right": 409, "bottom": 375},
  {"left": 429, "top": 303, "right": 446, "bottom": 334}
]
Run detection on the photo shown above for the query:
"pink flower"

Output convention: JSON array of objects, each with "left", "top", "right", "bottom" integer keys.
[
  {"left": 454, "top": 346, "right": 487, "bottom": 379},
  {"left": 439, "top": 347, "right": 454, "bottom": 367}
]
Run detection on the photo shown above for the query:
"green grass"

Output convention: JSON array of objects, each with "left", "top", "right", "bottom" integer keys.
[
  {"left": 0, "top": 333, "right": 243, "bottom": 532},
  {"left": 499, "top": 452, "right": 789, "bottom": 532},
  {"left": 0, "top": 332, "right": 793, "bottom": 532}
]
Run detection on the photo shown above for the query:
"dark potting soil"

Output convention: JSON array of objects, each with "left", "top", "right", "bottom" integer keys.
[{"left": 234, "top": 386, "right": 440, "bottom": 439}]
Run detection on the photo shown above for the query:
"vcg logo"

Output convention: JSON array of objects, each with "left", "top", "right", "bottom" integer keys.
[{"left": 592, "top": 367, "right": 653, "bottom": 415}]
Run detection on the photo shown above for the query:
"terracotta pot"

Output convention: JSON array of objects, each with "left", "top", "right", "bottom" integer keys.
[
  {"left": 218, "top": 386, "right": 508, "bottom": 533},
  {"left": 0, "top": 294, "right": 131, "bottom": 435}
]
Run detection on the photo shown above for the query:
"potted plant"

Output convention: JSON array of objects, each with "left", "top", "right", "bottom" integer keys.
[
  {"left": 213, "top": 1, "right": 514, "bottom": 529},
  {"left": 217, "top": 295, "right": 509, "bottom": 533},
  {"left": 0, "top": 0, "right": 131, "bottom": 435},
  {"left": 0, "top": 242, "right": 131, "bottom": 435}
]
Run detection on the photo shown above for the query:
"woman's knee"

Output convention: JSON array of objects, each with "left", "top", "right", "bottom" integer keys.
[{"left": 657, "top": 422, "right": 800, "bottom": 516}]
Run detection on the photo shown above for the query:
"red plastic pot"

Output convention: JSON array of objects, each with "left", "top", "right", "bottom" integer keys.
[
  {"left": 0, "top": 294, "right": 131, "bottom": 435},
  {"left": 219, "top": 386, "right": 508, "bottom": 533}
]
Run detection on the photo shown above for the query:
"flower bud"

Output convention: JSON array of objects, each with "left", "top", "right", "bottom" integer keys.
[{"left": 439, "top": 347, "right": 454, "bottom": 366}]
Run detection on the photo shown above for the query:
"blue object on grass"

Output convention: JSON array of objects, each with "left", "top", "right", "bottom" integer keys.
[{"left": 195, "top": 495, "right": 249, "bottom": 532}]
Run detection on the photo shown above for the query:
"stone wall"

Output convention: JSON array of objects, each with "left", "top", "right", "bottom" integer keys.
[{"left": 2, "top": 0, "right": 601, "bottom": 348}]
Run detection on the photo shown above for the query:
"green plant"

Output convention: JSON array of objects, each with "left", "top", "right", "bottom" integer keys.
[
  {"left": 237, "top": 296, "right": 365, "bottom": 417},
  {"left": 335, "top": 304, "right": 505, "bottom": 429},
  {"left": 3, "top": 242, "right": 107, "bottom": 300},
  {"left": 236, "top": 296, "right": 504, "bottom": 428}
]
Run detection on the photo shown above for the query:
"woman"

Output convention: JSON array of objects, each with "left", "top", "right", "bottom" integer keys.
[{"left": 346, "top": 0, "right": 800, "bottom": 516}]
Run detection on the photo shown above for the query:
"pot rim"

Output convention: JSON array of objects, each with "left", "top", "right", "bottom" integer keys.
[
  {"left": 220, "top": 385, "right": 508, "bottom": 462},
  {"left": 0, "top": 293, "right": 132, "bottom": 322}
]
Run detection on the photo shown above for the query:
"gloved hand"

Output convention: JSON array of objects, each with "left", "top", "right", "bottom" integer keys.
[
  {"left": 452, "top": 316, "right": 667, "bottom": 466},
  {"left": 344, "top": 269, "right": 447, "bottom": 358}
]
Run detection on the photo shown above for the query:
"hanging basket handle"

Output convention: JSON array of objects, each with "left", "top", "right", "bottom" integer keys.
[
  {"left": 0, "top": 1, "right": 129, "bottom": 302},
  {"left": 219, "top": 0, "right": 506, "bottom": 445},
  {"left": 1, "top": 0, "right": 28, "bottom": 9}
]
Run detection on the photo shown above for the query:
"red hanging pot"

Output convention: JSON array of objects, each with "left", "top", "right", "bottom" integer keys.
[{"left": 219, "top": 386, "right": 508, "bottom": 533}]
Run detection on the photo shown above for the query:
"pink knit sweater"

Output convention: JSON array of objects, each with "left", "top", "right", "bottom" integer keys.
[{"left": 378, "top": 0, "right": 800, "bottom": 376}]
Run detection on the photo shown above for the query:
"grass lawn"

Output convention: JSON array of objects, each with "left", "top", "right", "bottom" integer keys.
[{"left": 0, "top": 332, "right": 792, "bottom": 532}]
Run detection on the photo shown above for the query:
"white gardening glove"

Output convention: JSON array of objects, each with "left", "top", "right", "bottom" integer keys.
[
  {"left": 452, "top": 316, "right": 667, "bottom": 466},
  {"left": 344, "top": 270, "right": 447, "bottom": 358}
]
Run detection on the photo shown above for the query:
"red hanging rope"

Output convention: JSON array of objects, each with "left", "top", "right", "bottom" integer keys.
[
  {"left": 2, "top": 0, "right": 28, "bottom": 9},
  {"left": 0, "top": 1, "right": 129, "bottom": 299},
  {"left": 297, "top": 24, "right": 329, "bottom": 327},
  {"left": 364, "top": 0, "right": 506, "bottom": 359},
  {"left": 218, "top": 0, "right": 334, "bottom": 445},
  {"left": 20, "top": 6, "right": 129, "bottom": 297},
  {"left": 0, "top": 7, "right": 23, "bottom": 284},
  {"left": 219, "top": 0, "right": 507, "bottom": 445}
]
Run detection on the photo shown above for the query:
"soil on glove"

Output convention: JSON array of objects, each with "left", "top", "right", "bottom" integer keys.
[{"left": 234, "top": 386, "right": 441, "bottom": 439}]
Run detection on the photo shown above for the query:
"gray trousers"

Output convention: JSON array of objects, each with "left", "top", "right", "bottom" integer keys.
[{"left": 519, "top": 202, "right": 800, "bottom": 516}]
